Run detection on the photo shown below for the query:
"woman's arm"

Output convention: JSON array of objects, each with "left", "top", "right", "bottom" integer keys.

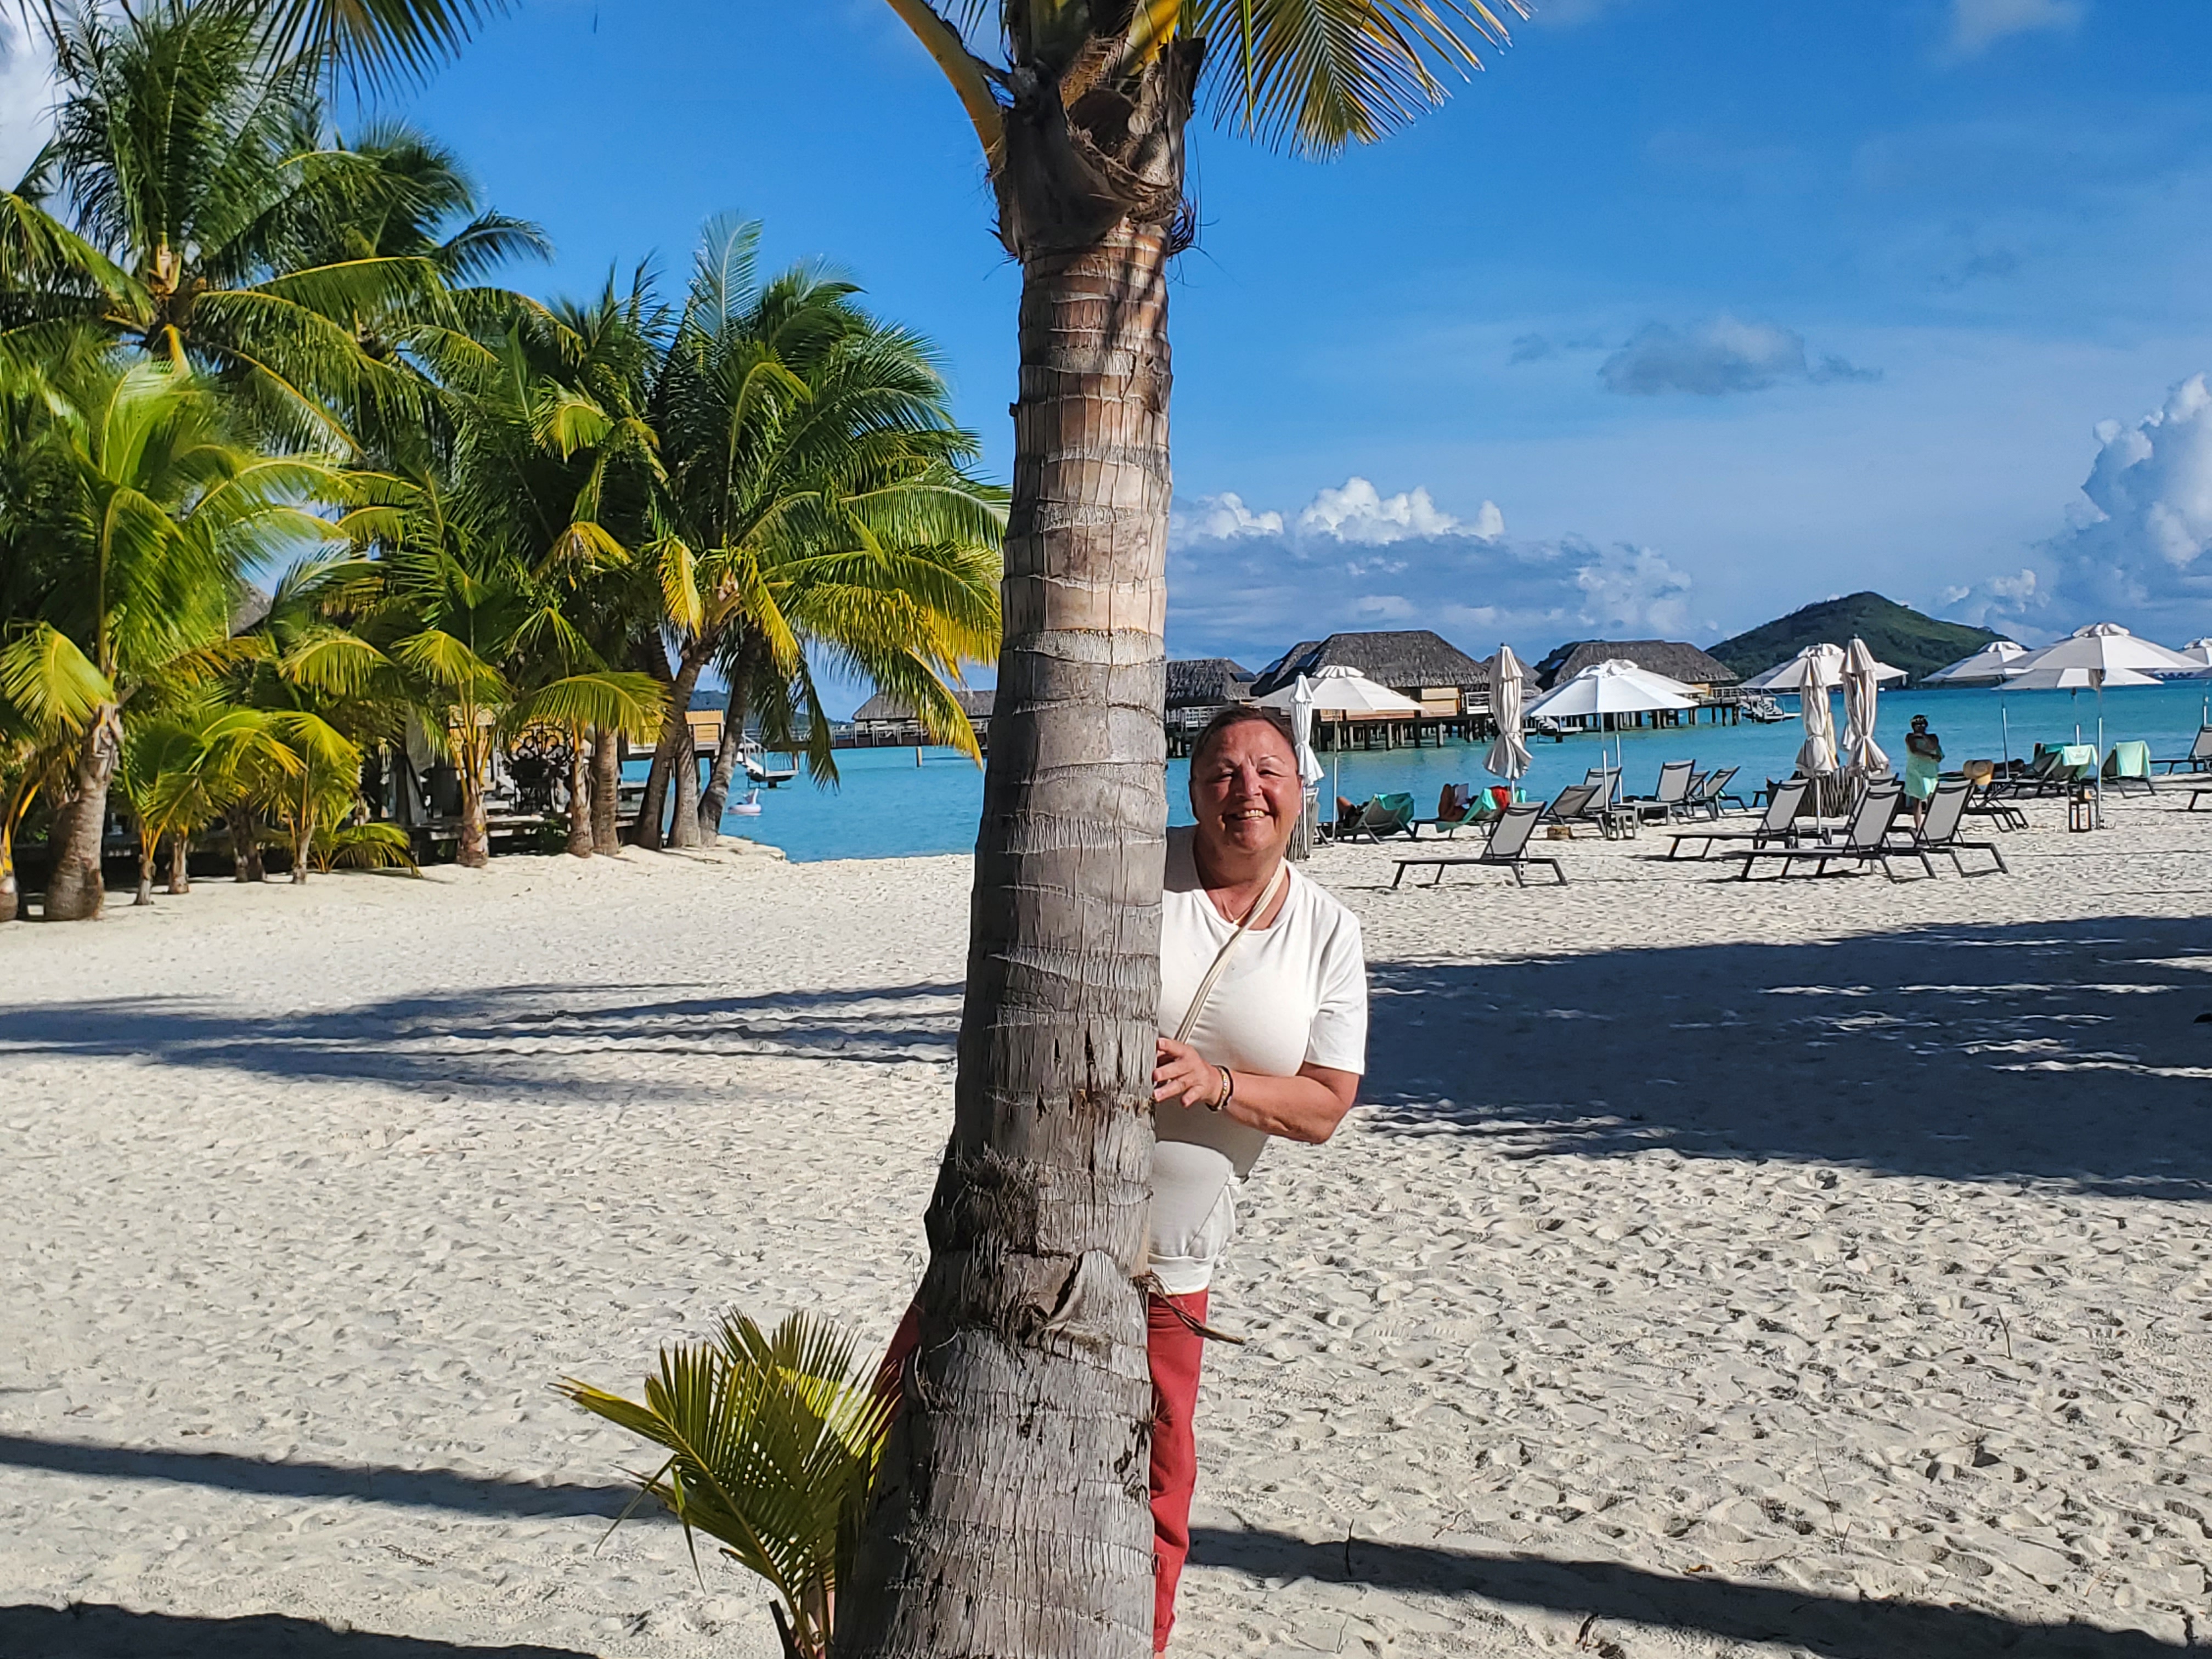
[{"left": 1153, "top": 1037, "right": 1358, "bottom": 1143}]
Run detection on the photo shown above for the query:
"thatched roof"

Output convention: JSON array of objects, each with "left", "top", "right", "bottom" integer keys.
[
  {"left": 1250, "top": 630, "right": 1489, "bottom": 697},
  {"left": 1166, "top": 657, "right": 1252, "bottom": 708},
  {"left": 850, "top": 688, "right": 996, "bottom": 723},
  {"left": 1536, "top": 639, "right": 1739, "bottom": 690}
]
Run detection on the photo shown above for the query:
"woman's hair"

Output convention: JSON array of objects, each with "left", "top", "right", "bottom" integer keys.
[{"left": 1189, "top": 703, "right": 1296, "bottom": 771}]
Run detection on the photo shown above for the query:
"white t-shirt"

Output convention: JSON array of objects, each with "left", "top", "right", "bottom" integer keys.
[{"left": 1150, "top": 826, "right": 1368, "bottom": 1294}]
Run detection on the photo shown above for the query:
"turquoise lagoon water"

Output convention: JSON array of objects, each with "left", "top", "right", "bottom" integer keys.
[{"left": 697, "top": 682, "right": 2212, "bottom": 864}]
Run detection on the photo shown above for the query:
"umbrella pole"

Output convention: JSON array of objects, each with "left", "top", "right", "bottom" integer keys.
[{"left": 2000, "top": 688, "right": 2010, "bottom": 764}]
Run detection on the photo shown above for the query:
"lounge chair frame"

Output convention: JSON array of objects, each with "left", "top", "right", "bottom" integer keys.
[
  {"left": 1721, "top": 783, "right": 1908, "bottom": 880},
  {"left": 1393, "top": 803, "right": 1566, "bottom": 888}
]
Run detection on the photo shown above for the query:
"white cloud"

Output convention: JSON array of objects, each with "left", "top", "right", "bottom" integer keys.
[
  {"left": 1295, "top": 476, "right": 1493, "bottom": 545},
  {"left": 1937, "top": 567, "right": 2046, "bottom": 634},
  {"left": 1167, "top": 477, "right": 1693, "bottom": 663},
  {"left": 1599, "top": 316, "right": 1880, "bottom": 397},
  {"left": 0, "top": 14, "right": 55, "bottom": 188},
  {"left": 2042, "top": 373, "right": 2212, "bottom": 619},
  {"left": 1950, "top": 0, "right": 2085, "bottom": 55}
]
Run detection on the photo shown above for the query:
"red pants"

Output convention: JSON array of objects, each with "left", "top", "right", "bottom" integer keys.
[{"left": 875, "top": 1289, "right": 1210, "bottom": 1654}]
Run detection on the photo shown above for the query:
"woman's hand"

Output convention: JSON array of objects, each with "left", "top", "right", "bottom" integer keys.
[{"left": 1153, "top": 1037, "right": 1222, "bottom": 1109}]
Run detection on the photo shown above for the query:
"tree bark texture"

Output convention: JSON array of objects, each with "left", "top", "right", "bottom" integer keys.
[
  {"left": 837, "top": 164, "right": 1184, "bottom": 1659},
  {"left": 668, "top": 731, "right": 703, "bottom": 848},
  {"left": 590, "top": 729, "right": 622, "bottom": 854},
  {"left": 167, "top": 832, "right": 190, "bottom": 894},
  {"left": 635, "top": 648, "right": 708, "bottom": 851},
  {"left": 228, "top": 803, "right": 265, "bottom": 883},
  {"left": 698, "top": 640, "right": 759, "bottom": 838},
  {"left": 41, "top": 706, "right": 122, "bottom": 922},
  {"left": 566, "top": 736, "right": 595, "bottom": 857}
]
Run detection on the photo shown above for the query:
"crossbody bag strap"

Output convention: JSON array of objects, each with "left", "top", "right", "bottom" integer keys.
[{"left": 1172, "top": 860, "right": 1288, "bottom": 1045}]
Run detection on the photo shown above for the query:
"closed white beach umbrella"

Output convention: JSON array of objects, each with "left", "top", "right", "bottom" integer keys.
[
  {"left": 1288, "top": 674, "right": 1325, "bottom": 859},
  {"left": 1841, "top": 637, "right": 1889, "bottom": 783},
  {"left": 1523, "top": 658, "right": 1698, "bottom": 720},
  {"left": 1796, "top": 649, "right": 1839, "bottom": 789},
  {"left": 1484, "top": 644, "right": 1532, "bottom": 782},
  {"left": 1256, "top": 664, "right": 1420, "bottom": 811},
  {"left": 1922, "top": 640, "right": 2029, "bottom": 684}
]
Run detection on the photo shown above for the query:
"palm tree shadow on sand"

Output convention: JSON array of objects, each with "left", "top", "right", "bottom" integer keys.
[
  {"left": 1357, "top": 913, "right": 2212, "bottom": 1199},
  {"left": 0, "top": 1604, "right": 593, "bottom": 1658}
]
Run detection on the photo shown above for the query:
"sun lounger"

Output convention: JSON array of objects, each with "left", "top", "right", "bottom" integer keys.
[
  {"left": 1720, "top": 781, "right": 1907, "bottom": 880},
  {"left": 2153, "top": 725, "right": 2212, "bottom": 774},
  {"left": 2102, "top": 740, "right": 2155, "bottom": 795},
  {"left": 1906, "top": 777, "right": 2008, "bottom": 876},
  {"left": 1340, "top": 792, "right": 1416, "bottom": 843},
  {"left": 1392, "top": 803, "right": 1565, "bottom": 888},
  {"left": 1623, "top": 760, "right": 1697, "bottom": 825},
  {"left": 1982, "top": 746, "right": 2067, "bottom": 800},
  {"left": 1539, "top": 781, "right": 1632, "bottom": 838},
  {"left": 1418, "top": 789, "right": 1504, "bottom": 839},
  {"left": 1668, "top": 776, "right": 1810, "bottom": 859},
  {"left": 1680, "top": 765, "right": 1743, "bottom": 819},
  {"left": 1961, "top": 779, "right": 2027, "bottom": 832}
]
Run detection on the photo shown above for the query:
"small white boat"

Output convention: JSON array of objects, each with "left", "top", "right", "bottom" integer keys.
[
  {"left": 1741, "top": 695, "right": 1791, "bottom": 724},
  {"left": 728, "top": 788, "right": 764, "bottom": 817}
]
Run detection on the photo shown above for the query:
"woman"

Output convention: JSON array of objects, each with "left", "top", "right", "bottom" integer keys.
[
  {"left": 1147, "top": 704, "right": 1367, "bottom": 1650},
  {"left": 876, "top": 705, "right": 1367, "bottom": 1655},
  {"left": 1904, "top": 714, "right": 1944, "bottom": 827}
]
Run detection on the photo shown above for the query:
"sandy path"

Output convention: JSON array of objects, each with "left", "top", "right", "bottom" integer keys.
[{"left": 2, "top": 798, "right": 2209, "bottom": 1657}]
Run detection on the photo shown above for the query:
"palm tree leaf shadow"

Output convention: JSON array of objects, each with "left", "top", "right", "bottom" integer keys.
[
  {"left": 1190, "top": 1526, "right": 2183, "bottom": 1658},
  {"left": 0, "top": 1602, "right": 596, "bottom": 1658},
  {"left": 1357, "top": 915, "right": 2212, "bottom": 1199},
  {"left": 0, "top": 979, "right": 964, "bottom": 1099}
]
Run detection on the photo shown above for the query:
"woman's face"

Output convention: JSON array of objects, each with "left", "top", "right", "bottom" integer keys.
[{"left": 1190, "top": 721, "right": 1301, "bottom": 862}]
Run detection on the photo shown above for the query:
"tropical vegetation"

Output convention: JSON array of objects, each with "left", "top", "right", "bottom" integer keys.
[
  {"left": 561, "top": 1310, "right": 890, "bottom": 1659},
  {"left": 0, "top": 0, "right": 1002, "bottom": 920}
]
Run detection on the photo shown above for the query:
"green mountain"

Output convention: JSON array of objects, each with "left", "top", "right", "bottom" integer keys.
[{"left": 1707, "top": 592, "right": 2008, "bottom": 685}]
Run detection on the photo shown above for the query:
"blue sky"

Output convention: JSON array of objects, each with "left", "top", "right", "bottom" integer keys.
[{"left": 10, "top": 0, "right": 2212, "bottom": 692}]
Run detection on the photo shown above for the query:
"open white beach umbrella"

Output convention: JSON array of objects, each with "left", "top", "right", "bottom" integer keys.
[
  {"left": 1841, "top": 638, "right": 1889, "bottom": 783},
  {"left": 1484, "top": 644, "right": 1532, "bottom": 783},
  {"left": 1256, "top": 664, "right": 1420, "bottom": 809},
  {"left": 2000, "top": 659, "right": 2161, "bottom": 769},
  {"left": 1523, "top": 658, "right": 1698, "bottom": 720},
  {"left": 1922, "top": 640, "right": 2030, "bottom": 684},
  {"left": 1525, "top": 660, "right": 1697, "bottom": 788},
  {"left": 2011, "top": 622, "right": 2200, "bottom": 679},
  {"left": 1923, "top": 639, "right": 2031, "bottom": 759}
]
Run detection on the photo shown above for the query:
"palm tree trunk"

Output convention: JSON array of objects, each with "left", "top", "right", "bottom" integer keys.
[
  {"left": 134, "top": 828, "right": 155, "bottom": 905},
  {"left": 227, "top": 803, "right": 265, "bottom": 883},
  {"left": 566, "top": 732, "right": 594, "bottom": 857},
  {"left": 837, "top": 220, "right": 1180, "bottom": 1656},
  {"left": 42, "top": 706, "right": 123, "bottom": 922},
  {"left": 458, "top": 760, "right": 489, "bottom": 868},
  {"left": 668, "top": 729, "right": 703, "bottom": 848},
  {"left": 635, "top": 647, "right": 709, "bottom": 850},
  {"left": 167, "top": 832, "right": 190, "bottom": 894},
  {"left": 591, "top": 728, "right": 622, "bottom": 853},
  {"left": 698, "top": 639, "right": 760, "bottom": 836}
]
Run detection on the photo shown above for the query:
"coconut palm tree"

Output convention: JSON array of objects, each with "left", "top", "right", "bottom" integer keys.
[
  {"left": 636, "top": 219, "right": 1004, "bottom": 849},
  {"left": 27, "top": 0, "right": 499, "bottom": 451},
  {"left": 20, "top": 354, "right": 343, "bottom": 918},
  {"left": 832, "top": 5, "right": 1529, "bottom": 1651}
]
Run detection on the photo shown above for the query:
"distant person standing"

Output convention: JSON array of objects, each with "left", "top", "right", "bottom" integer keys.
[{"left": 1904, "top": 714, "right": 1943, "bottom": 828}]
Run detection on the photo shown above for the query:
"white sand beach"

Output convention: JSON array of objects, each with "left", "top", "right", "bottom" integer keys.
[{"left": 3, "top": 799, "right": 2210, "bottom": 1657}]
